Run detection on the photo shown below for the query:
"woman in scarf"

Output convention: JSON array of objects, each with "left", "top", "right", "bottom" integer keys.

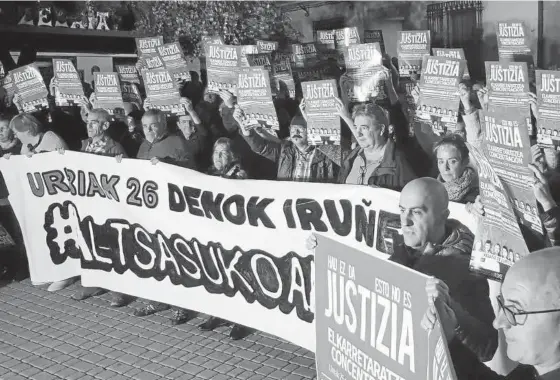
[
  {"left": 199, "top": 138, "right": 250, "bottom": 340},
  {"left": 433, "top": 134, "right": 479, "bottom": 204}
]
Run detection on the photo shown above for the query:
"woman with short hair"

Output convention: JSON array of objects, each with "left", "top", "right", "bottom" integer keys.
[
  {"left": 433, "top": 134, "right": 479, "bottom": 204},
  {"left": 9, "top": 113, "right": 67, "bottom": 155}
]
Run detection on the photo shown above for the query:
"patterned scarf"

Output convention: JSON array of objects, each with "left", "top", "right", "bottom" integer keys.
[{"left": 438, "top": 166, "right": 477, "bottom": 202}]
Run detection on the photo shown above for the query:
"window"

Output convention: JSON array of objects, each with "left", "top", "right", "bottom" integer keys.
[{"left": 427, "top": 1, "right": 484, "bottom": 80}]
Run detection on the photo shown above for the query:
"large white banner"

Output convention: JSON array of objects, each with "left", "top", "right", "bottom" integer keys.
[{"left": 0, "top": 152, "right": 475, "bottom": 352}]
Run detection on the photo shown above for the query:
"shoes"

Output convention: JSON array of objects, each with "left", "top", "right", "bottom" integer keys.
[
  {"left": 198, "top": 316, "right": 228, "bottom": 331},
  {"left": 170, "top": 308, "right": 191, "bottom": 325},
  {"left": 47, "top": 277, "right": 76, "bottom": 292},
  {"left": 229, "top": 324, "right": 251, "bottom": 340},
  {"left": 110, "top": 293, "right": 134, "bottom": 308},
  {"left": 71, "top": 287, "right": 106, "bottom": 301},
  {"left": 133, "top": 302, "right": 171, "bottom": 317}
]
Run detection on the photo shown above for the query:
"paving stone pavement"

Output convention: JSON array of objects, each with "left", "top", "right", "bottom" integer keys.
[{"left": 0, "top": 279, "right": 317, "bottom": 380}]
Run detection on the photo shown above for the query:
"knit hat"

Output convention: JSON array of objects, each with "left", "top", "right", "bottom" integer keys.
[{"left": 290, "top": 115, "right": 307, "bottom": 128}]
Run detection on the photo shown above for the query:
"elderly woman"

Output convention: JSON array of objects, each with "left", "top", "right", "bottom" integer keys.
[
  {"left": 433, "top": 134, "right": 479, "bottom": 204},
  {"left": 7, "top": 113, "right": 72, "bottom": 292},
  {"left": 336, "top": 100, "right": 416, "bottom": 190},
  {"left": 199, "top": 137, "right": 250, "bottom": 340},
  {"left": 9, "top": 113, "right": 67, "bottom": 156}
]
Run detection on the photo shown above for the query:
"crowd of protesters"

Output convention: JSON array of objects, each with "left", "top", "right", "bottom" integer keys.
[{"left": 1, "top": 39, "right": 560, "bottom": 379}]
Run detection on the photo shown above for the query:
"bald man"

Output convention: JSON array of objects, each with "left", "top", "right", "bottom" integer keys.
[
  {"left": 394, "top": 178, "right": 498, "bottom": 376},
  {"left": 434, "top": 248, "right": 560, "bottom": 380}
]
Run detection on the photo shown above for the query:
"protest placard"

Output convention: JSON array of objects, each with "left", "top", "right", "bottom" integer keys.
[
  {"left": 315, "top": 235, "right": 458, "bottom": 380},
  {"left": 432, "top": 48, "right": 470, "bottom": 80},
  {"left": 93, "top": 72, "right": 124, "bottom": 113},
  {"left": 115, "top": 65, "right": 141, "bottom": 85},
  {"left": 536, "top": 70, "right": 560, "bottom": 149},
  {"left": 364, "top": 29, "right": 386, "bottom": 55},
  {"left": 0, "top": 152, "right": 474, "bottom": 352},
  {"left": 247, "top": 53, "right": 273, "bottom": 74},
  {"left": 397, "top": 30, "right": 431, "bottom": 78},
  {"left": 480, "top": 108, "right": 542, "bottom": 236},
  {"left": 120, "top": 82, "right": 142, "bottom": 109},
  {"left": 157, "top": 42, "right": 192, "bottom": 82},
  {"left": 272, "top": 55, "right": 296, "bottom": 99},
  {"left": 316, "top": 29, "right": 338, "bottom": 61},
  {"left": 341, "top": 43, "right": 386, "bottom": 104},
  {"left": 0, "top": 72, "right": 15, "bottom": 103},
  {"left": 239, "top": 45, "right": 259, "bottom": 68},
  {"left": 11, "top": 63, "right": 49, "bottom": 112},
  {"left": 205, "top": 44, "right": 241, "bottom": 94},
  {"left": 468, "top": 144, "right": 529, "bottom": 282},
  {"left": 416, "top": 55, "right": 466, "bottom": 135},
  {"left": 141, "top": 68, "right": 183, "bottom": 115},
  {"left": 335, "top": 27, "right": 360, "bottom": 66},
  {"left": 496, "top": 20, "right": 535, "bottom": 82},
  {"left": 302, "top": 79, "right": 340, "bottom": 147},
  {"left": 485, "top": 61, "right": 532, "bottom": 135},
  {"left": 256, "top": 39, "right": 279, "bottom": 54},
  {"left": 237, "top": 67, "right": 278, "bottom": 130},
  {"left": 291, "top": 42, "right": 320, "bottom": 69},
  {"left": 52, "top": 59, "right": 84, "bottom": 107},
  {"left": 135, "top": 36, "right": 164, "bottom": 56}
]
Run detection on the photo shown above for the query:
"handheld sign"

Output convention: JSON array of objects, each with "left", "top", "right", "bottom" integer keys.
[
  {"left": 93, "top": 72, "right": 124, "bottom": 113},
  {"left": 397, "top": 30, "right": 431, "bottom": 78},
  {"left": 302, "top": 79, "right": 340, "bottom": 146},
  {"left": 157, "top": 42, "right": 192, "bottom": 82},
  {"left": 416, "top": 55, "right": 466, "bottom": 135},
  {"left": 468, "top": 144, "right": 530, "bottom": 282},
  {"left": 364, "top": 29, "right": 385, "bottom": 55},
  {"left": 142, "top": 68, "right": 183, "bottom": 115},
  {"left": 237, "top": 67, "right": 279, "bottom": 131},
  {"left": 11, "top": 63, "right": 49, "bottom": 113},
  {"left": 256, "top": 39, "right": 279, "bottom": 54},
  {"left": 205, "top": 44, "right": 241, "bottom": 95},
  {"left": 135, "top": 36, "right": 164, "bottom": 56},
  {"left": 115, "top": 65, "right": 140, "bottom": 85},
  {"left": 52, "top": 59, "right": 84, "bottom": 107},
  {"left": 315, "top": 235, "right": 458, "bottom": 380},
  {"left": 536, "top": 70, "right": 560, "bottom": 149},
  {"left": 432, "top": 48, "right": 470, "bottom": 80},
  {"left": 342, "top": 43, "right": 385, "bottom": 104}
]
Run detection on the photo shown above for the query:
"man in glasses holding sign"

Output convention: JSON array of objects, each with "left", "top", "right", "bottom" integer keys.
[{"left": 428, "top": 247, "right": 560, "bottom": 380}]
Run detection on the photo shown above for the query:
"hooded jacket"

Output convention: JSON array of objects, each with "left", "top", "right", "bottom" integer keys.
[{"left": 390, "top": 219, "right": 498, "bottom": 378}]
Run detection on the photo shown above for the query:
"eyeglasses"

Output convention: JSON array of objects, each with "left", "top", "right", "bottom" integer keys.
[{"left": 497, "top": 294, "right": 560, "bottom": 326}]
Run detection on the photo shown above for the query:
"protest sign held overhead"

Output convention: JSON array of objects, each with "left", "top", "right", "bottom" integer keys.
[
  {"left": 52, "top": 59, "right": 84, "bottom": 107},
  {"left": 497, "top": 20, "right": 535, "bottom": 81},
  {"left": 237, "top": 66, "right": 279, "bottom": 130},
  {"left": 302, "top": 79, "right": 340, "bottom": 147},
  {"left": 93, "top": 72, "right": 124, "bottom": 113},
  {"left": 334, "top": 27, "right": 360, "bottom": 66},
  {"left": 468, "top": 144, "right": 530, "bottom": 282},
  {"left": 239, "top": 45, "right": 259, "bottom": 68},
  {"left": 416, "top": 55, "right": 466, "bottom": 135},
  {"left": 205, "top": 44, "right": 241, "bottom": 94},
  {"left": 432, "top": 48, "right": 470, "bottom": 80},
  {"left": 272, "top": 55, "right": 296, "bottom": 99},
  {"left": 115, "top": 65, "right": 140, "bottom": 85},
  {"left": 364, "top": 29, "right": 385, "bottom": 54},
  {"left": 120, "top": 82, "right": 142, "bottom": 110},
  {"left": 256, "top": 39, "right": 279, "bottom": 53},
  {"left": 341, "top": 43, "right": 386, "bottom": 104},
  {"left": 0, "top": 151, "right": 474, "bottom": 353},
  {"left": 536, "top": 70, "right": 560, "bottom": 149},
  {"left": 0, "top": 71, "right": 15, "bottom": 102},
  {"left": 481, "top": 108, "right": 543, "bottom": 236},
  {"left": 315, "top": 235, "right": 458, "bottom": 380},
  {"left": 11, "top": 63, "right": 49, "bottom": 112},
  {"left": 246, "top": 53, "right": 273, "bottom": 74},
  {"left": 156, "top": 42, "right": 192, "bottom": 82},
  {"left": 316, "top": 29, "right": 337, "bottom": 61},
  {"left": 397, "top": 30, "right": 431, "bottom": 78},
  {"left": 135, "top": 36, "right": 164, "bottom": 56},
  {"left": 291, "top": 42, "right": 320, "bottom": 69},
  {"left": 141, "top": 68, "right": 183, "bottom": 115}
]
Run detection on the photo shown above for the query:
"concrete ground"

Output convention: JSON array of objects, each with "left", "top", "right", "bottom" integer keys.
[{"left": 0, "top": 279, "right": 317, "bottom": 380}]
